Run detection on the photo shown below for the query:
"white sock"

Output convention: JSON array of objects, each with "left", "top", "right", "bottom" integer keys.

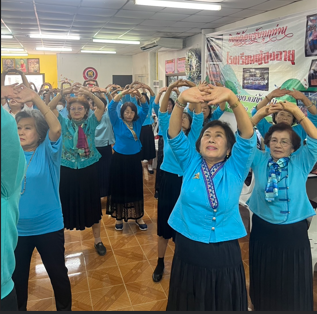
[{"left": 148, "top": 164, "right": 153, "bottom": 171}]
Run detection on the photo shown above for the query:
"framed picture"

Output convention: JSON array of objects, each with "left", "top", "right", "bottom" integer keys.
[
  {"left": 2, "top": 58, "right": 15, "bottom": 71},
  {"left": 27, "top": 58, "right": 40, "bottom": 73},
  {"left": 308, "top": 59, "right": 317, "bottom": 87},
  {"left": 242, "top": 68, "right": 269, "bottom": 91},
  {"left": 15, "top": 58, "right": 28, "bottom": 73},
  {"left": 305, "top": 14, "right": 317, "bottom": 57}
]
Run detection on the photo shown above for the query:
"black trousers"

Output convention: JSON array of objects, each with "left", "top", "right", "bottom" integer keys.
[
  {"left": 155, "top": 136, "right": 164, "bottom": 193},
  {"left": 0, "top": 288, "right": 18, "bottom": 311},
  {"left": 12, "top": 229, "right": 72, "bottom": 311}
]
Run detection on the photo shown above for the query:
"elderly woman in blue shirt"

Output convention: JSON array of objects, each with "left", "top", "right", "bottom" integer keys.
[
  {"left": 166, "top": 84, "right": 257, "bottom": 311},
  {"left": 49, "top": 85, "right": 107, "bottom": 256},
  {"left": 248, "top": 101, "right": 317, "bottom": 311},
  {"left": 11, "top": 85, "right": 72, "bottom": 311},
  {"left": 252, "top": 88, "right": 317, "bottom": 150},
  {"left": 106, "top": 88, "right": 149, "bottom": 231}
]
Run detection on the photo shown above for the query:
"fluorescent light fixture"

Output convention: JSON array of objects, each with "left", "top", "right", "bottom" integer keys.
[
  {"left": 134, "top": 0, "right": 221, "bottom": 10},
  {"left": 81, "top": 50, "right": 116, "bottom": 54},
  {"left": 36, "top": 47, "right": 72, "bottom": 51},
  {"left": 1, "top": 53, "right": 28, "bottom": 56},
  {"left": 30, "top": 34, "right": 80, "bottom": 40},
  {"left": 93, "top": 39, "right": 140, "bottom": 45},
  {"left": 1, "top": 35, "right": 13, "bottom": 39},
  {"left": 1, "top": 48, "right": 25, "bottom": 51}
]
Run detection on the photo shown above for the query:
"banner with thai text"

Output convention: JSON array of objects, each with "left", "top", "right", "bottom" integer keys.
[{"left": 205, "top": 11, "right": 317, "bottom": 117}]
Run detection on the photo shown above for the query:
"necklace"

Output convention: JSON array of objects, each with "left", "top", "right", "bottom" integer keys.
[
  {"left": 125, "top": 121, "right": 133, "bottom": 129},
  {"left": 21, "top": 149, "right": 37, "bottom": 195}
]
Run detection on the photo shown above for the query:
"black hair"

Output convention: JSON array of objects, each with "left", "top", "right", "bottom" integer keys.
[
  {"left": 182, "top": 112, "right": 193, "bottom": 136},
  {"left": 195, "top": 120, "right": 236, "bottom": 158},
  {"left": 120, "top": 102, "right": 139, "bottom": 121},
  {"left": 168, "top": 98, "right": 175, "bottom": 108}
]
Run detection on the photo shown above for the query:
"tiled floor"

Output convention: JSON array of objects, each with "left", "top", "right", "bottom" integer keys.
[{"left": 27, "top": 167, "right": 317, "bottom": 311}]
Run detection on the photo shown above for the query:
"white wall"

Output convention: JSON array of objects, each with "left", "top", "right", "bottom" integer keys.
[
  {"left": 57, "top": 54, "right": 133, "bottom": 87},
  {"left": 132, "top": 51, "right": 150, "bottom": 85},
  {"left": 157, "top": 33, "right": 202, "bottom": 85}
]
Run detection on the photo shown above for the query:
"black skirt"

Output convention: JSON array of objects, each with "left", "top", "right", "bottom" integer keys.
[
  {"left": 154, "top": 136, "right": 164, "bottom": 193},
  {"left": 139, "top": 125, "right": 156, "bottom": 161},
  {"left": 167, "top": 232, "right": 248, "bottom": 311},
  {"left": 106, "top": 151, "right": 144, "bottom": 221},
  {"left": 249, "top": 214, "right": 313, "bottom": 311},
  {"left": 96, "top": 145, "right": 112, "bottom": 197},
  {"left": 60, "top": 164, "right": 102, "bottom": 230},
  {"left": 157, "top": 170, "right": 182, "bottom": 240}
]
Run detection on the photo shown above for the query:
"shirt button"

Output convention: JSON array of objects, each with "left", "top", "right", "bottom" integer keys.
[
  {"left": 212, "top": 227, "right": 215, "bottom": 231},
  {"left": 288, "top": 199, "right": 290, "bottom": 202},
  {"left": 286, "top": 175, "right": 288, "bottom": 178},
  {"left": 213, "top": 217, "right": 216, "bottom": 221},
  {"left": 287, "top": 187, "right": 289, "bottom": 189},
  {"left": 214, "top": 209, "right": 217, "bottom": 212}
]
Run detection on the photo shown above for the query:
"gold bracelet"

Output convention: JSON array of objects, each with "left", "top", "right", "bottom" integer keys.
[
  {"left": 176, "top": 98, "right": 186, "bottom": 108},
  {"left": 306, "top": 103, "right": 314, "bottom": 110},
  {"left": 229, "top": 102, "right": 239, "bottom": 109},
  {"left": 298, "top": 115, "right": 306, "bottom": 124},
  {"left": 265, "top": 95, "right": 271, "bottom": 102},
  {"left": 175, "top": 102, "right": 185, "bottom": 109}
]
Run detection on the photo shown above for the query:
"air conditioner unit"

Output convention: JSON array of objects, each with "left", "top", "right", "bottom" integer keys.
[{"left": 140, "top": 37, "right": 184, "bottom": 51}]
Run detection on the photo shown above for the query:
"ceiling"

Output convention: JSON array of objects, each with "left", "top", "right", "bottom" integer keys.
[{"left": 1, "top": 0, "right": 301, "bottom": 56}]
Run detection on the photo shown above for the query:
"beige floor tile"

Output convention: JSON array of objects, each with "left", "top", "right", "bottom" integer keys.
[
  {"left": 68, "top": 272, "right": 89, "bottom": 294},
  {"left": 27, "top": 298, "right": 55, "bottom": 311},
  {"left": 119, "top": 260, "right": 154, "bottom": 284},
  {"left": 125, "top": 279, "right": 166, "bottom": 306},
  {"left": 65, "top": 253, "right": 86, "bottom": 274},
  {"left": 109, "top": 234, "right": 140, "bottom": 250},
  {"left": 29, "top": 263, "right": 49, "bottom": 280},
  {"left": 84, "top": 251, "right": 117, "bottom": 270},
  {"left": 64, "top": 230, "right": 82, "bottom": 243},
  {"left": 28, "top": 278, "right": 54, "bottom": 301},
  {"left": 133, "top": 299, "right": 168, "bottom": 311},
  {"left": 113, "top": 246, "right": 147, "bottom": 266},
  {"left": 72, "top": 291, "right": 93, "bottom": 311},
  {"left": 81, "top": 227, "right": 108, "bottom": 241},
  {"left": 87, "top": 266, "right": 123, "bottom": 290},
  {"left": 141, "top": 243, "right": 174, "bottom": 261},
  {"left": 135, "top": 232, "right": 158, "bottom": 246},
  {"left": 64, "top": 241, "right": 83, "bottom": 255},
  {"left": 91, "top": 285, "right": 131, "bottom": 311}
]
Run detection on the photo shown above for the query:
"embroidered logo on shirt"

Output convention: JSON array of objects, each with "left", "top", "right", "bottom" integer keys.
[{"left": 193, "top": 173, "right": 200, "bottom": 179}]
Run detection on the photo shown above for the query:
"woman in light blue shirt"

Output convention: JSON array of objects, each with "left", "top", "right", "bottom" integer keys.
[
  {"left": 49, "top": 85, "right": 107, "bottom": 257},
  {"left": 152, "top": 80, "right": 204, "bottom": 284},
  {"left": 166, "top": 84, "right": 256, "bottom": 311},
  {"left": 11, "top": 85, "right": 71, "bottom": 311},
  {"left": 107, "top": 88, "right": 149, "bottom": 231},
  {"left": 248, "top": 101, "right": 317, "bottom": 311}
]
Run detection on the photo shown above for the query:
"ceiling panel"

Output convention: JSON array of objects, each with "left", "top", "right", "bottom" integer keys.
[
  {"left": 140, "top": 19, "right": 176, "bottom": 27},
  {"left": 121, "top": 0, "right": 164, "bottom": 12},
  {"left": 115, "top": 10, "right": 156, "bottom": 19},
  {"left": 221, "top": 0, "right": 269, "bottom": 9},
  {"left": 250, "top": 0, "right": 300, "bottom": 11},
  {"left": 35, "top": 4, "right": 78, "bottom": 14},
  {"left": 80, "top": 0, "right": 127, "bottom": 9},
  {"left": 227, "top": 8, "right": 266, "bottom": 18},
  {"left": 181, "top": 15, "right": 224, "bottom": 22},
  {"left": 149, "top": 12, "right": 191, "bottom": 21}
]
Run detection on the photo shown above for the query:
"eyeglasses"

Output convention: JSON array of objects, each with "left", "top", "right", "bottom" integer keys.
[
  {"left": 70, "top": 106, "right": 84, "bottom": 111},
  {"left": 269, "top": 138, "right": 292, "bottom": 147}
]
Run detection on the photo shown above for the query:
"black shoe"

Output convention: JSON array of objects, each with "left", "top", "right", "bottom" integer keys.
[
  {"left": 94, "top": 242, "right": 107, "bottom": 256},
  {"left": 154, "top": 191, "right": 158, "bottom": 199},
  {"left": 152, "top": 265, "right": 164, "bottom": 282},
  {"left": 148, "top": 169, "right": 154, "bottom": 174}
]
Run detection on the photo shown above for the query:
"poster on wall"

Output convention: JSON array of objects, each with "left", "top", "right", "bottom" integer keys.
[
  {"left": 15, "top": 59, "right": 28, "bottom": 72},
  {"left": 28, "top": 58, "right": 40, "bottom": 73},
  {"left": 205, "top": 11, "right": 317, "bottom": 117},
  {"left": 177, "top": 57, "right": 186, "bottom": 73},
  {"left": 2, "top": 58, "right": 15, "bottom": 71},
  {"left": 165, "top": 59, "right": 175, "bottom": 74},
  {"left": 83, "top": 67, "right": 98, "bottom": 80}
]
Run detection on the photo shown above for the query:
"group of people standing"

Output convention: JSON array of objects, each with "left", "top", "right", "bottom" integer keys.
[{"left": 1, "top": 70, "right": 317, "bottom": 311}]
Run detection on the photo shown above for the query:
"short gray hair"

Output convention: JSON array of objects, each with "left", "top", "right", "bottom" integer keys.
[{"left": 15, "top": 109, "right": 49, "bottom": 145}]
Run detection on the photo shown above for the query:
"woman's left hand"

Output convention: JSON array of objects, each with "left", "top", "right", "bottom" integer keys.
[
  {"left": 12, "top": 84, "right": 37, "bottom": 102},
  {"left": 178, "top": 86, "right": 206, "bottom": 104},
  {"left": 203, "top": 85, "right": 237, "bottom": 106}
]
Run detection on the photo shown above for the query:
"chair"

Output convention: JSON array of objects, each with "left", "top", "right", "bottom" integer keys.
[
  {"left": 308, "top": 213, "right": 317, "bottom": 275},
  {"left": 239, "top": 171, "right": 255, "bottom": 231}
]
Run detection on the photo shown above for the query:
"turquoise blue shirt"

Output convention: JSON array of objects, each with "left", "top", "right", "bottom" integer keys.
[
  {"left": 18, "top": 132, "right": 64, "bottom": 236},
  {"left": 167, "top": 130, "right": 257, "bottom": 243},
  {"left": 1, "top": 107, "right": 26, "bottom": 299},
  {"left": 109, "top": 100, "right": 149, "bottom": 155},
  {"left": 247, "top": 136, "right": 317, "bottom": 224},
  {"left": 58, "top": 113, "right": 101, "bottom": 169},
  {"left": 94, "top": 110, "right": 115, "bottom": 147},
  {"left": 187, "top": 106, "right": 225, "bottom": 124},
  {"left": 153, "top": 102, "right": 172, "bottom": 136},
  {"left": 159, "top": 110, "right": 204, "bottom": 176},
  {"left": 252, "top": 107, "right": 317, "bottom": 151}
]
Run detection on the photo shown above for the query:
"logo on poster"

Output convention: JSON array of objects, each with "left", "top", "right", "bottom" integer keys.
[{"left": 83, "top": 67, "right": 98, "bottom": 80}]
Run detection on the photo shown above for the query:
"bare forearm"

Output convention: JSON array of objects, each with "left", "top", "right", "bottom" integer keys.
[
  {"left": 256, "top": 97, "right": 270, "bottom": 111},
  {"left": 160, "top": 87, "right": 173, "bottom": 112},
  {"left": 302, "top": 97, "right": 317, "bottom": 115},
  {"left": 219, "top": 101, "right": 226, "bottom": 111},
  {"left": 154, "top": 93, "right": 163, "bottom": 105},
  {"left": 293, "top": 108, "right": 317, "bottom": 139},
  {"left": 168, "top": 105, "right": 183, "bottom": 138},
  {"left": 48, "top": 93, "right": 62, "bottom": 110}
]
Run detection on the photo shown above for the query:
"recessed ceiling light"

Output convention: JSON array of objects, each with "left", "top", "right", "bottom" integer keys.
[
  {"left": 36, "top": 47, "right": 72, "bottom": 51},
  {"left": 30, "top": 34, "right": 80, "bottom": 40},
  {"left": 1, "top": 35, "right": 13, "bottom": 39},
  {"left": 1, "top": 53, "right": 28, "bottom": 56},
  {"left": 134, "top": 0, "right": 221, "bottom": 10},
  {"left": 1, "top": 48, "right": 25, "bottom": 51},
  {"left": 93, "top": 39, "right": 140, "bottom": 45},
  {"left": 81, "top": 50, "right": 116, "bottom": 54}
]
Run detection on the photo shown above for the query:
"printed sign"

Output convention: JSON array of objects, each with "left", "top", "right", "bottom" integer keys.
[
  {"left": 165, "top": 59, "right": 175, "bottom": 74},
  {"left": 83, "top": 67, "right": 98, "bottom": 80},
  {"left": 177, "top": 57, "right": 186, "bottom": 73}
]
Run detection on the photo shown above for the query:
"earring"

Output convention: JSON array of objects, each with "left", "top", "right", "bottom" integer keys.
[{"left": 226, "top": 154, "right": 229, "bottom": 158}]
